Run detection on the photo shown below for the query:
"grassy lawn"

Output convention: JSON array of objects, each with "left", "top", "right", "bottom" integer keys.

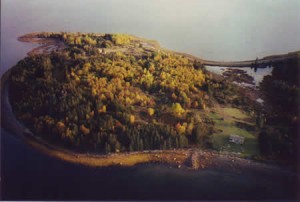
[{"left": 209, "top": 107, "right": 259, "bottom": 156}]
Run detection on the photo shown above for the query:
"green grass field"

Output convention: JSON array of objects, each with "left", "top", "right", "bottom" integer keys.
[{"left": 209, "top": 107, "right": 259, "bottom": 156}]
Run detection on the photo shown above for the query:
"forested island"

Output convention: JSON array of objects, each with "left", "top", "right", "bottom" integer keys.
[{"left": 4, "top": 32, "right": 299, "bottom": 167}]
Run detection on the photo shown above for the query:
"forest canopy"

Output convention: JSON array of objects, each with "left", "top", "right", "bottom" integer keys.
[
  {"left": 10, "top": 32, "right": 214, "bottom": 153},
  {"left": 9, "top": 32, "right": 298, "bottom": 164}
]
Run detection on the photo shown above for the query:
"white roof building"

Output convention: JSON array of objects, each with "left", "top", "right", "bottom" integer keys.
[{"left": 229, "top": 135, "right": 245, "bottom": 144}]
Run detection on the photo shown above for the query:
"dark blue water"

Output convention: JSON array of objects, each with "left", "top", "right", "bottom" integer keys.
[{"left": 2, "top": 129, "right": 298, "bottom": 200}]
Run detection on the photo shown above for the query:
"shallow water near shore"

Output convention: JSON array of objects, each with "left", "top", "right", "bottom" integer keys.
[{"left": 205, "top": 65, "right": 273, "bottom": 87}]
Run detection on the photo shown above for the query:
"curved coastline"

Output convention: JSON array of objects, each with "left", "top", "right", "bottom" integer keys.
[
  {"left": 1, "top": 32, "right": 295, "bottom": 171},
  {"left": 0, "top": 33, "right": 228, "bottom": 169},
  {"left": 1, "top": 68, "right": 191, "bottom": 168},
  {"left": 1, "top": 33, "right": 193, "bottom": 168},
  {"left": 1, "top": 73, "right": 234, "bottom": 170}
]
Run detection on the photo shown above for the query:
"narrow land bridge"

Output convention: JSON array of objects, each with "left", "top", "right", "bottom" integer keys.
[{"left": 194, "top": 51, "right": 299, "bottom": 68}]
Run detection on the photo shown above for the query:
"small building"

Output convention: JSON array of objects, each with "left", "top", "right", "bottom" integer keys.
[
  {"left": 229, "top": 134, "right": 245, "bottom": 144},
  {"left": 97, "top": 48, "right": 106, "bottom": 54}
]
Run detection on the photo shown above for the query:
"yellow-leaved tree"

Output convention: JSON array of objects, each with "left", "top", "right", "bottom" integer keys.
[
  {"left": 171, "top": 103, "right": 185, "bottom": 117},
  {"left": 148, "top": 108, "right": 155, "bottom": 116}
]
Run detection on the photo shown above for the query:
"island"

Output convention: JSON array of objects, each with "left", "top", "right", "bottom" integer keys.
[{"left": 2, "top": 32, "right": 299, "bottom": 168}]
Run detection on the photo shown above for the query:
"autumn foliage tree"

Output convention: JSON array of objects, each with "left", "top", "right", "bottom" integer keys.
[{"left": 9, "top": 32, "right": 211, "bottom": 153}]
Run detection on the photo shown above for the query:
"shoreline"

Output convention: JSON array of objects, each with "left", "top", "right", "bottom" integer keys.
[
  {"left": 1, "top": 64, "right": 204, "bottom": 169},
  {"left": 18, "top": 33, "right": 66, "bottom": 56},
  {"left": 1, "top": 32, "right": 296, "bottom": 171}
]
